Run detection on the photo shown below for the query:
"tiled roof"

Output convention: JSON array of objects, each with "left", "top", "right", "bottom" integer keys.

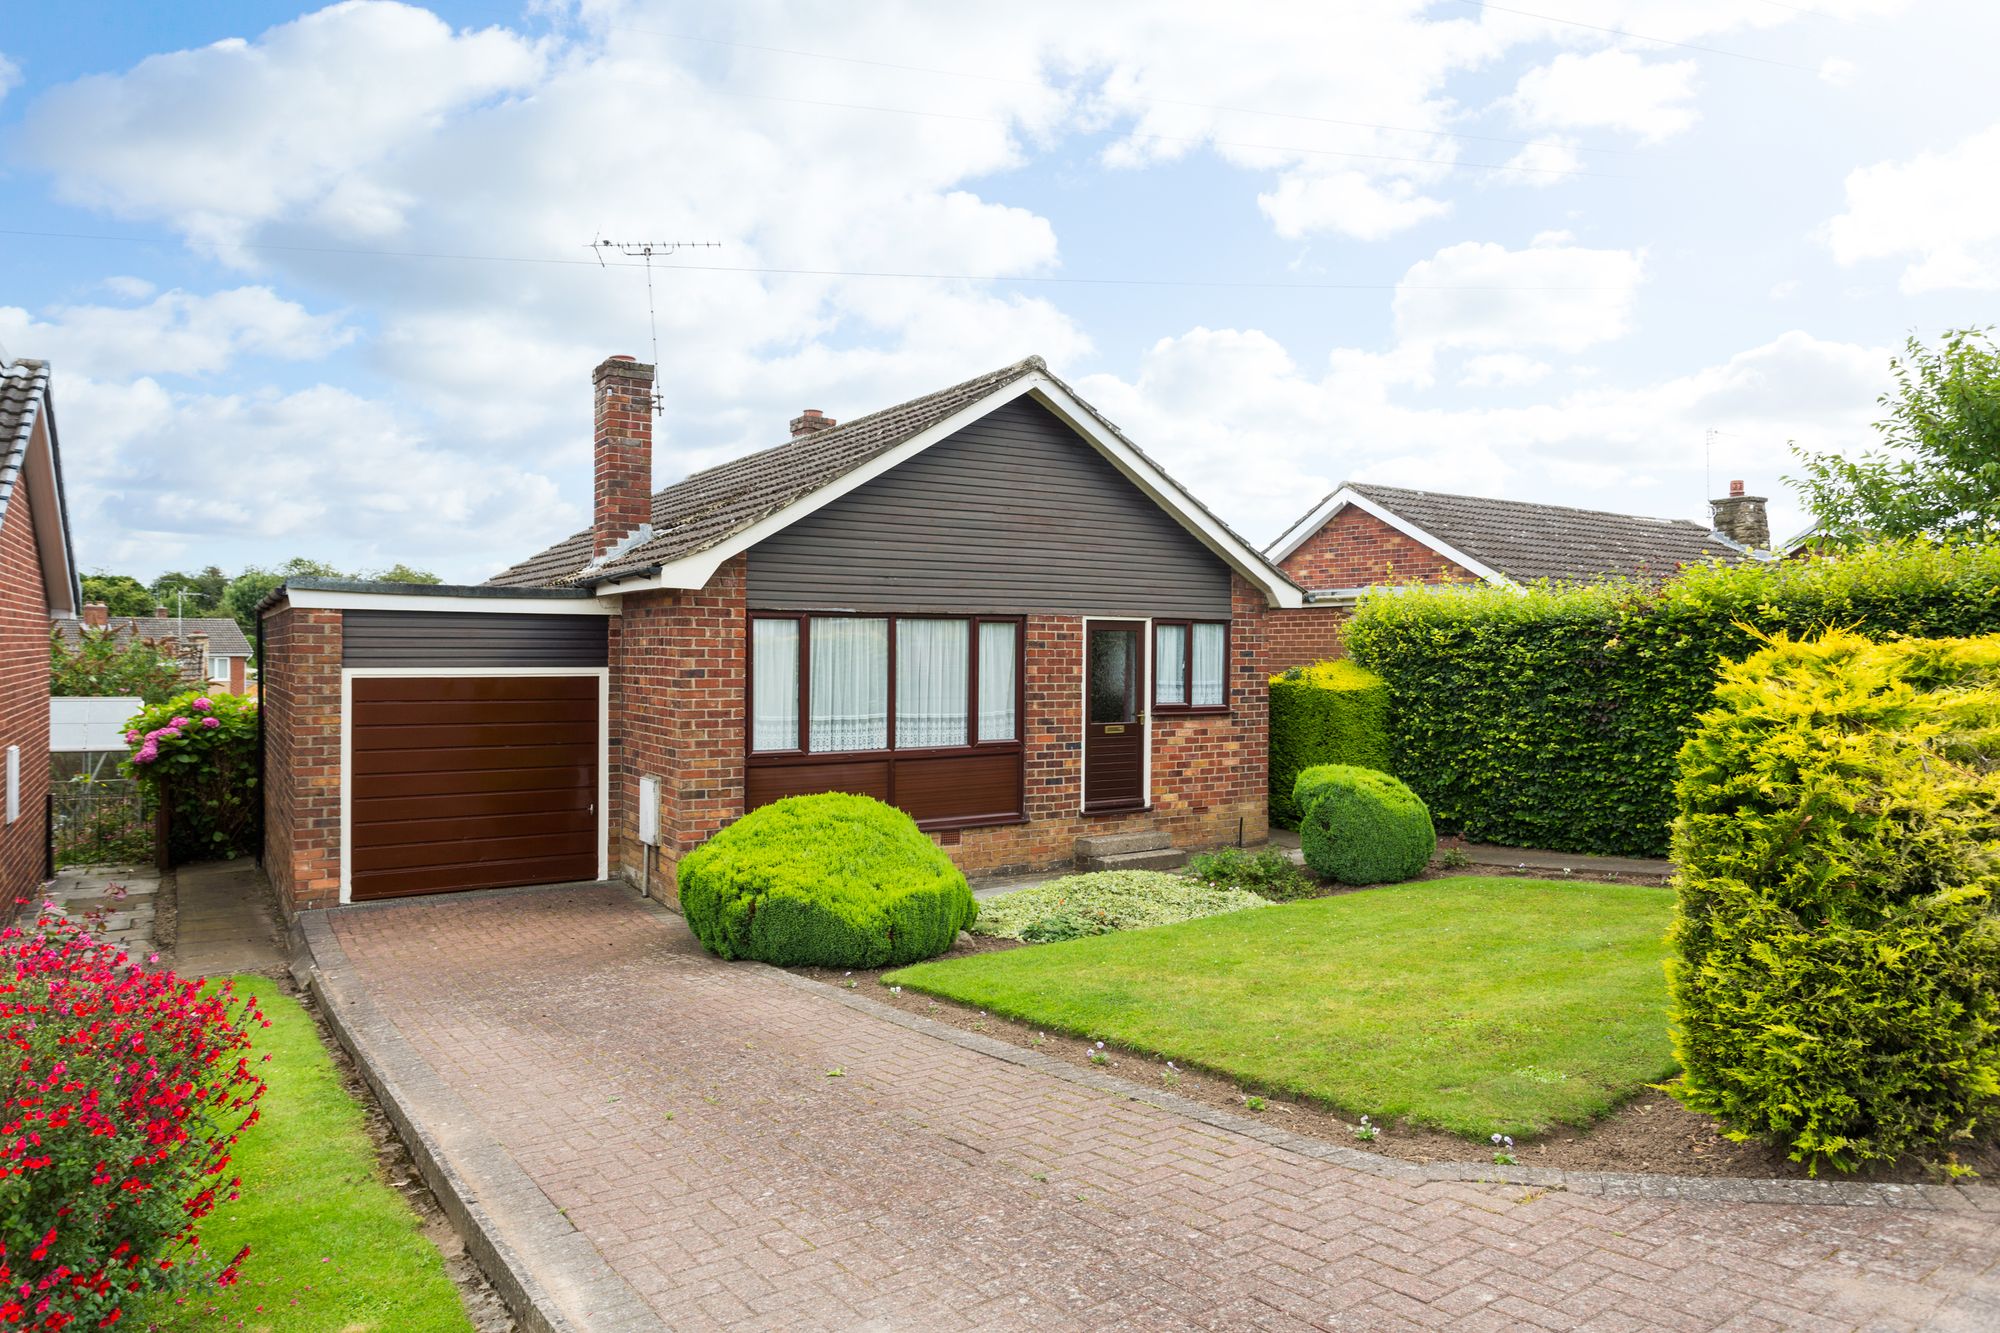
[
  {"left": 1340, "top": 483, "right": 1753, "bottom": 586},
  {"left": 488, "top": 356, "right": 1057, "bottom": 588},
  {"left": 0, "top": 358, "right": 50, "bottom": 528},
  {"left": 56, "top": 616, "right": 254, "bottom": 658}
]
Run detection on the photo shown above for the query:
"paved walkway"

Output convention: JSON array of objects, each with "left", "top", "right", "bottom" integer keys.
[
  {"left": 326, "top": 884, "right": 1998, "bottom": 1331},
  {"left": 44, "top": 863, "right": 159, "bottom": 953},
  {"left": 169, "top": 858, "right": 285, "bottom": 976}
]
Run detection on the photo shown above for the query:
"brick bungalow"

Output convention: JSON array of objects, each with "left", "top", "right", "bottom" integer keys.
[
  {"left": 0, "top": 356, "right": 82, "bottom": 915},
  {"left": 56, "top": 607, "right": 254, "bottom": 694},
  {"left": 258, "top": 356, "right": 1302, "bottom": 914},
  {"left": 1263, "top": 480, "right": 1769, "bottom": 669}
]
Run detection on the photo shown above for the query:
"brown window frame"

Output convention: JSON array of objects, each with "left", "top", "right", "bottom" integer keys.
[
  {"left": 745, "top": 611, "right": 1027, "bottom": 759},
  {"left": 1151, "top": 619, "right": 1232, "bottom": 717}
]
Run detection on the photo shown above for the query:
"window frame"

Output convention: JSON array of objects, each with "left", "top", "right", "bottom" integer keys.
[
  {"left": 746, "top": 611, "right": 1027, "bottom": 760},
  {"left": 1151, "top": 619, "right": 1232, "bottom": 716}
]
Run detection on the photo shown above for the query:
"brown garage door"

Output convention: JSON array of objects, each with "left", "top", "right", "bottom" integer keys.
[{"left": 349, "top": 675, "right": 600, "bottom": 900}]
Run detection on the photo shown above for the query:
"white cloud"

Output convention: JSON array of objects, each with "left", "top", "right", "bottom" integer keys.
[
  {"left": 1819, "top": 57, "right": 1857, "bottom": 86},
  {"left": 1257, "top": 172, "right": 1452, "bottom": 242},
  {"left": 0, "top": 287, "right": 352, "bottom": 379},
  {"left": 1505, "top": 51, "right": 1699, "bottom": 144},
  {"left": 1825, "top": 123, "right": 2000, "bottom": 291},
  {"left": 1459, "top": 353, "right": 1550, "bottom": 388},
  {"left": 1394, "top": 236, "right": 1646, "bottom": 354},
  {"left": 0, "top": 52, "right": 21, "bottom": 103}
]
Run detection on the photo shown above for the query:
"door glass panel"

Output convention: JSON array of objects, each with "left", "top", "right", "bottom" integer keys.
[{"left": 1088, "top": 629, "right": 1133, "bottom": 724}]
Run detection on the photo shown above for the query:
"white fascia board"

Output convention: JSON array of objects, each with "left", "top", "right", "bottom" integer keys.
[
  {"left": 1271, "top": 486, "right": 1513, "bottom": 589},
  {"left": 281, "top": 589, "right": 620, "bottom": 615},
  {"left": 1265, "top": 490, "right": 1346, "bottom": 564},
  {"left": 600, "top": 374, "right": 1304, "bottom": 608},
  {"left": 24, "top": 414, "right": 76, "bottom": 616}
]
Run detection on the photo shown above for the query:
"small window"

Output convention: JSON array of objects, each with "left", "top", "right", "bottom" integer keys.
[
  {"left": 976, "top": 621, "right": 1017, "bottom": 742},
  {"left": 809, "top": 617, "right": 888, "bottom": 753},
  {"left": 750, "top": 619, "right": 800, "bottom": 752},
  {"left": 1154, "top": 620, "right": 1229, "bottom": 713},
  {"left": 209, "top": 655, "right": 230, "bottom": 683},
  {"left": 895, "top": 619, "right": 968, "bottom": 749}
]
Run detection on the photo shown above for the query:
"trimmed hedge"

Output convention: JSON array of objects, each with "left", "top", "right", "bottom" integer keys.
[
  {"left": 1295, "top": 764, "right": 1436, "bottom": 885},
  {"left": 678, "top": 793, "right": 976, "bottom": 968},
  {"left": 1344, "top": 540, "right": 2000, "bottom": 856},
  {"left": 1268, "top": 659, "right": 1391, "bottom": 827},
  {"left": 1668, "top": 629, "right": 2000, "bottom": 1174},
  {"left": 971, "top": 870, "right": 1269, "bottom": 942}
]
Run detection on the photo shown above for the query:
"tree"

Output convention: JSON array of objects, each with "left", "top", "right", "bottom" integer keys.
[
  {"left": 1789, "top": 328, "right": 2000, "bottom": 545},
  {"left": 148, "top": 568, "right": 228, "bottom": 616},
  {"left": 80, "top": 573, "right": 153, "bottom": 617},
  {"left": 367, "top": 563, "right": 442, "bottom": 585},
  {"left": 50, "top": 628, "right": 189, "bottom": 704}
]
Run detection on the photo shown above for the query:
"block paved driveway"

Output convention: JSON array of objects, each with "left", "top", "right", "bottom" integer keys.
[{"left": 330, "top": 885, "right": 1999, "bottom": 1331}]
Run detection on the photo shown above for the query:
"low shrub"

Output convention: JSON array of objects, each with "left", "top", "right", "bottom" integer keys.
[
  {"left": 1183, "top": 847, "right": 1318, "bottom": 901},
  {"left": 1669, "top": 629, "right": 2000, "bottom": 1175},
  {"left": 122, "top": 691, "right": 259, "bottom": 862},
  {"left": 1268, "top": 660, "right": 1392, "bottom": 827},
  {"left": 1297, "top": 764, "right": 1436, "bottom": 885},
  {"left": 971, "top": 871, "right": 1269, "bottom": 941},
  {"left": 2, "top": 912, "right": 268, "bottom": 1329},
  {"left": 678, "top": 793, "right": 975, "bottom": 968}
]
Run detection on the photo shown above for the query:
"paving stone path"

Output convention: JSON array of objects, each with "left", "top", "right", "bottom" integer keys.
[
  {"left": 329, "top": 884, "right": 1999, "bottom": 1331},
  {"left": 43, "top": 863, "right": 159, "bottom": 954}
]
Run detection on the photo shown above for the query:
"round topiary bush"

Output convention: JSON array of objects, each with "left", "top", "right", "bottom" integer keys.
[
  {"left": 1295, "top": 763, "right": 1436, "bottom": 885},
  {"left": 677, "top": 792, "right": 976, "bottom": 968}
]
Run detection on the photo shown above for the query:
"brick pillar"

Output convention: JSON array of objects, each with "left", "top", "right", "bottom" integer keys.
[
  {"left": 593, "top": 355, "right": 656, "bottom": 557},
  {"left": 260, "top": 604, "right": 343, "bottom": 916}
]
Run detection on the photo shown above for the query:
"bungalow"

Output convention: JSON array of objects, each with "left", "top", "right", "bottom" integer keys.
[
  {"left": 56, "top": 607, "right": 254, "bottom": 694},
  {"left": 1263, "top": 480, "right": 1769, "bottom": 669},
  {"left": 258, "top": 356, "right": 1301, "bottom": 914},
  {"left": 1, "top": 354, "right": 82, "bottom": 914}
]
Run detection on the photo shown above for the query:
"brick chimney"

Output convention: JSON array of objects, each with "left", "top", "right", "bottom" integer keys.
[
  {"left": 177, "top": 632, "right": 210, "bottom": 684},
  {"left": 1710, "top": 480, "right": 1770, "bottom": 550},
  {"left": 592, "top": 355, "right": 656, "bottom": 558},
  {"left": 154, "top": 605, "right": 169, "bottom": 619},
  {"left": 789, "top": 408, "right": 836, "bottom": 437},
  {"left": 81, "top": 602, "right": 108, "bottom": 628}
]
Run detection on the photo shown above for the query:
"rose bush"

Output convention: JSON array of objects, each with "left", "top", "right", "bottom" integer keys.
[
  {"left": 0, "top": 911, "right": 269, "bottom": 1329},
  {"left": 120, "top": 693, "right": 257, "bottom": 863}
]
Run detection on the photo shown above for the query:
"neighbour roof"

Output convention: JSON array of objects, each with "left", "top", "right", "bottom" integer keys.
[
  {"left": 57, "top": 616, "right": 254, "bottom": 658},
  {"left": 1275, "top": 482, "right": 1754, "bottom": 588},
  {"left": 1, "top": 356, "right": 82, "bottom": 614},
  {"left": 0, "top": 358, "right": 51, "bottom": 529}
]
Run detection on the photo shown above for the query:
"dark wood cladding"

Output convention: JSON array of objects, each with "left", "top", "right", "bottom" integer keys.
[
  {"left": 341, "top": 610, "right": 608, "bottom": 668},
  {"left": 746, "top": 749, "right": 1024, "bottom": 829},
  {"left": 746, "top": 396, "right": 1232, "bottom": 617},
  {"left": 348, "top": 675, "right": 599, "bottom": 900}
]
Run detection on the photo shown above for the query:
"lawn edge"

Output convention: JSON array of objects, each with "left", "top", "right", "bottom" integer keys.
[{"left": 294, "top": 908, "right": 669, "bottom": 1333}]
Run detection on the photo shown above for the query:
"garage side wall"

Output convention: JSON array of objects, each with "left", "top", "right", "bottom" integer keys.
[{"left": 260, "top": 603, "right": 343, "bottom": 916}]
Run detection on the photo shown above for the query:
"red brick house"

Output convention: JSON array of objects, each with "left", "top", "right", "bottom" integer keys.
[
  {"left": 1264, "top": 481, "right": 1768, "bottom": 669},
  {"left": 1, "top": 356, "right": 82, "bottom": 914},
  {"left": 56, "top": 608, "right": 253, "bottom": 694},
  {"left": 258, "top": 356, "right": 1302, "bottom": 914}
]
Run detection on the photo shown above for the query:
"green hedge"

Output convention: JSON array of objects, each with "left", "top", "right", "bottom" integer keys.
[
  {"left": 1343, "top": 541, "right": 2000, "bottom": 856},
  {"left": 1295, "top": 764, "right": 1436, "bottom": 885},
  {"left": 1668, "top": 629, "right": 2000, "bottom": 1174},
  {"left": 1268, "top": 659, "right": 1391, "bottom": 827},
  {"left": 678, "top": 793, "right": 976, "bottom": 968}
]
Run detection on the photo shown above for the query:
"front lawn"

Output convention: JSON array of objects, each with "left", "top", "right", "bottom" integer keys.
[
  {"left": 141, "top": 975, "right": 474, "bottom": 1333},
  {"left": 885, "top": 877, "right": 1676, "bottom": 1138}
]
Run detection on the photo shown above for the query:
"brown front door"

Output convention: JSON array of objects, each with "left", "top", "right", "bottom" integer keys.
[
  {"left": 349, "top": 675, "right": 600, "bottom": 901},
  {"left": 1083, "top": 620, "right": 1146, "bottom": 812}
]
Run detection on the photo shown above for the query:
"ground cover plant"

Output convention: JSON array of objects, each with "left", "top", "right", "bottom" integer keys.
[
  {"left": 1294, "top": 764, "right": 1435, "bottom": 885},
  {"left": 679, "top": 792, "right": 976, "bottom": 967},
  {"left": 1182, "top": 847, "right": 1318, "bottom": 901},
  {"left": 889, "top": 877, "right": 1676, "bottom": 1137},
  {"left": 1670, "top": 629, "right": 2000, "bottom": 1175},
  {"left": 1267, "top": 659, "right": 1391, "bottom": 826},
  {"left": 1345, "top": 539, "right": 2000, "bottom": 856},
  {"left": 971, "top": 870, "right": 1269, "bottom": 941},
  {"left": 140, "top": 975, "right": 472, "bottom": 1332}
]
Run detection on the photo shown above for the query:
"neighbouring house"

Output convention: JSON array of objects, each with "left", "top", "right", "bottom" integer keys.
[
  {"left": 1262, "top": 479, "right": 1770, "bottom": 669},
  {"left": 55, "top": 605, "right": 254, "bottom": 694},
  {"left": 0, "top": 355, "right": 82, "bottom": 914},
  {"left": 257, "top": 355, "right": 1302, "bottom": 913}
]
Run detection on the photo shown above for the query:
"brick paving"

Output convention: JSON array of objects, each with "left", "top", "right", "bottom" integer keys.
[{"left": 329, "top": 884, "right": 2000, "bottom": 1331}]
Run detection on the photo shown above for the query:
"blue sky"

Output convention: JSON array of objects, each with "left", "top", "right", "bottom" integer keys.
[{"left": 2, "top": 0, "right": 1994, "bottom": 582}]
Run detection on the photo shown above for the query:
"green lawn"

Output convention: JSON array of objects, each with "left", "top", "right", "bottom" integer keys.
[
  {"left": 141, "top": 975, "right": 474, "bottom": 1333},
  {"left": 886, "top": 877, "right": 1677, "bottom": 1138}
]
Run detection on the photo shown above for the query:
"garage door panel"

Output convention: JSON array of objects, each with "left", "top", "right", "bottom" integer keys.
[{"left": 348, "top": 673, "right": 601, "bottom": 900}]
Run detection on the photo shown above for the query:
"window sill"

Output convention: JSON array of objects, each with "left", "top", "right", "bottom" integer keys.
[
  {"left": 917, "top": 813, "right": 1026, "bottom": 833},
  {"left": 1153, "top": 707, "right": 1232, "bottom": 719},
  {"left": 1082, "top": 802, "right": 1153, "bottom": 817}
]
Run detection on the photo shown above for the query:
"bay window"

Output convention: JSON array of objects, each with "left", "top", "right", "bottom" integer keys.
[{"left": 1154, "top": 620, "right": 1229, "bottom": 714}]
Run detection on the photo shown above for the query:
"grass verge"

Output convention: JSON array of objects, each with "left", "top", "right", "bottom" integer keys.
[
  {"left": 140, "top": 974, "right": 473, "bottom": 1333},
  {"left": 886, "top": 877, "right": 1676, "bottom": 1138}
]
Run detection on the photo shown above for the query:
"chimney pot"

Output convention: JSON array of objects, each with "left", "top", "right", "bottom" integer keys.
[
  {"left": 82, "top": 603, "right": 109, "bottom": 629},
  {"left": 789, "top": 408, "right": 837, "bottom": 437},
  {"left": 592, "top": 355, "right": 657, "bottom": 558},
  {"left": 154, "top": 606, "right": 169, "bottom": 619},
  {"left": 1729, "top": 479, "right": 1745, "bottom": 497}
]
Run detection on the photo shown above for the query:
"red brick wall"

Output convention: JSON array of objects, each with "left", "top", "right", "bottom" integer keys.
[
  {"left": 1266, "top": 504, "right": 1477, "bottom": 672},
  {"left": 259, "top": 603, "right": 342, "bottom": 916},
  {"left": 1264, "top": 606, "right": 1351, "bottom": 671},
  {"left": 0, "top": 481, "right": 52, "bottom": 917}
]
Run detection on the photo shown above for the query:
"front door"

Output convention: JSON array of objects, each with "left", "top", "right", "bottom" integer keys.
[{"left": 1083, "top": 620, "right": 1147, "bottom": 812}]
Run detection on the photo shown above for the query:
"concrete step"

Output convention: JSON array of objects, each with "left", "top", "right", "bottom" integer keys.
[
  {"left": 1078, "top": 846, "right": 1187, "bottom": 873},
  {"left": 1074, "top": 830, "right": 1172, "bottom": 859}
]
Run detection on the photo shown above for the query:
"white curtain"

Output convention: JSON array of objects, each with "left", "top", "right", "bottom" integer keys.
[
  {"left": 1192, "top": 622, "right": 1227, "bottom": 707},
  {"left": 809, "top": 618, "right": 888, "bottom": 752},
  {"left": 977, "top": 622, "right": 1018, "bottom": 742},
  {"left": 750, "top": 619, "right": 799, "bottom": 751},
  {"left": 1155, "top": 624, "right": 1187, "bottom": 706},
  {"left": 896, "top": 619, "right": 968, "bottom": 748}
]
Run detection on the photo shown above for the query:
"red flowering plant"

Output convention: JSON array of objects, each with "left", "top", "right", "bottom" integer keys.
[{"left": 0, "top": 909, "right": 268, "bottom": 1330}]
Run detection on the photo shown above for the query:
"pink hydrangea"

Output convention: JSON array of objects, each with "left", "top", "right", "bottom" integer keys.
[
  {"left": 191, "top": 697, "right": 214, "bottom": 712},
  {"left": 161, "top": 728, "right": 182, "bottom": 740},
  {"left": 132, "top": 744, "right": 159, "bottom": 764},
  {"left": 171, "top": 716, "right": 191, "bottom": 728},
  {"left": 201, "top": 717, "right": 221, "bottom": 729},
  {"left": 125, "top": 730, "right": 142, "bottom": 744}
]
